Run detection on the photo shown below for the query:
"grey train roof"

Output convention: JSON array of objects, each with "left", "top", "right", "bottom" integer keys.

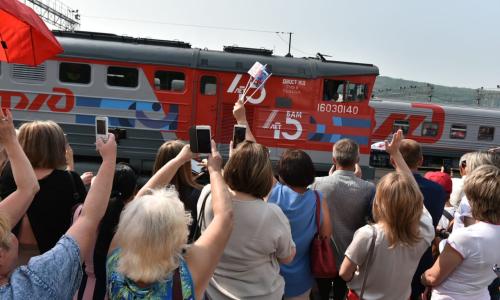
[{"left": 53, "top": 31, "right": 379, "bottom": 79}]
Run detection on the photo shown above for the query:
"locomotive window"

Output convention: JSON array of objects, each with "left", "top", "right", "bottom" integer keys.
[
  {"left": 59, "top": 63, "right": 91, "bottom": 84},
  {"left": 200, "top": 76, "right": 217, "bottom": 95},
  {"left": 346, "top": 83, "right": 367, "bottom": 102},
  {"left": 421, "top": 122, "right": 439, "bottom": 137},
  {"left": 450, "top": 124, "right": 467, "bottom": 139},
  {"left": 155, "top": 71, "right": 185, "bottom": 92},
  {"left": 107, "top": 67, "right": 138, "bottom": 88},
  {"left": 393, "top": 120, "right": 409, "bottom": 135},
  {"left": 478, "top": 126, "right": 495, "bottom": 141},
  {"left": 323, "top": 80, "right": 345, "bottom": 102}
]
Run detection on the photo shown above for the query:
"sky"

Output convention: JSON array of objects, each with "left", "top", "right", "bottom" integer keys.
[{"left": 60, "top": 0, "right": 500, "bottom": 89}]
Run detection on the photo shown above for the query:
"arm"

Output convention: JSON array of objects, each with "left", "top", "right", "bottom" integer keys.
[
  {"left": 233, "top": 99, "right": 256, "bottom": 142},
  {"left": 185, "top": 140, "right": 233, "bottom": 300},
  {"left": 278, "top": 247, "right": 296, "bottom": 264},
  {"left": 339, "top": 256, "right": 357, "bottom": 282},
  {"left": 0, "top": 109, "right": 39, "bottom": 228},
  {"left": 319, "top": 196, "right": 332, "bottom": 238},
  {"left": 135, "top": 144, "right": 192, "bottom": 198},
  {"left": 421, "top": 243, "right": 463, "bottom": 287},
  {"left": 66, "top": 134, "right": 116, "bottom": 262},
  {"left": 385, "top": 130, "right": 419, "bottom": 189}
]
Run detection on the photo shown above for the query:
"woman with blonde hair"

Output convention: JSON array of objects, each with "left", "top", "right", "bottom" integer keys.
[
  {"left": 107, "top": 141, "right": 234, "bottom": 300},
  {"left": 422, "top": 164, "right": 500, "bottom": 300},
  {"left": 0, "top": 108, "right": 118, "bottom": 299},
  {"left": 153, "top": 140, "right": 203, "bottom": 242},
  {"left": 339, "top": 130, "right": 434, "bottom": 300},
  {"left": 0, "top": 120, "right": 86, "bottom": 264}
]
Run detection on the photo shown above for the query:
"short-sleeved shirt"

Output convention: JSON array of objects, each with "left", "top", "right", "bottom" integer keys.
[
  {"left": 453, "top": 195, "right": 472, "bottom": 231},
  {"left": 0, "top": 166, "right": 86, "bottom": 253},
  {"left": 432, "top": 222, "right": 500, "bottom": 300},
  {"left": 312, "top": 170, "right": 375, "bottom": 267},
  {"left": 198, "top": 185, "right": 295, "bottom": 300},
  {"left": 0, "top": 235, "right": 83, "bottom": 299},
  {"left": 345, "top": 209, "right": 434, "bottom": 300},
  {"left": 268, "top": 183, "right": 321, "bottom": 297},
  {"left": 106, "top": 248, "right": 195, "bottom": 300}
]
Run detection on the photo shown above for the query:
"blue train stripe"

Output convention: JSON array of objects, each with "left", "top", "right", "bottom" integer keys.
[
  {"left": 308, "top": 133, "right": 369, "bottom": 145},
  {"left": 332, "top": 117, "right": 371, "bottom": 128}
]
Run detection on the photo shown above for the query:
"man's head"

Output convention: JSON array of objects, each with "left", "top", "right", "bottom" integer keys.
[
  {"left": 459, "top": 152, "right": 471, "bottom": 176},
  {"left": 332, "top": 139, "right": 359, "bottom": 169},
  {"left": 398, "top": 139, "right": 423, "bottom": 170}
]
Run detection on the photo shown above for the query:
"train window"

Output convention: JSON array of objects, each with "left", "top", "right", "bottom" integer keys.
[
  {"left": 200, "top": 76, "right": 217, "bottom": 95},
  {"left": 154, "top": 71, "right": 185, "bottom": 92},
  {"left": 421, "top": 122, "right": 439, "bottom": 137},
  {"left": 346, "top": 83, "right": 367, "bottom": 102},
  {"left": 478, "top": 126, "right": 495, "bottom": 141},
  {"left": 323, "top": 80, "right": 345, "bottom": 102},
  {"left": 59, "top": 62, "right": 91, "bottom": 84},
  {"left": 450, "top": 124, "right": 467, "bottom": 139},
  {"left": 107, "top": 67, "right": 138, "bottom": 88},
  {"left": 393, "top": 120, "right": 409, "bottom": 135}
]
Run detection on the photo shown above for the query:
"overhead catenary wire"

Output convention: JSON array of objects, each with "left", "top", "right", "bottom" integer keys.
[{"left": 82, "top": 15, "right": 315, "bottom": 56}]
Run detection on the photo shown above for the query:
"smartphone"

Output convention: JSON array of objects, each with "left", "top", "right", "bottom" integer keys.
[
  {"left": 189, "top": 125, "right": 211, "bottom": 154},
  {"left": 233, "top": 124, "right": 246, "bottom": 148},
  {"left": 95, "top": 116, "right": 109, "bottom": 142},
  {"left": 191, "top": 159, "right": 204, "bottom": 175}
]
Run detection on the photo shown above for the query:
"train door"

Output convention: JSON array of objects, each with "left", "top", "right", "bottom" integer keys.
[{"left": 194, "top": 73, "right": 220, "bottom": 138}]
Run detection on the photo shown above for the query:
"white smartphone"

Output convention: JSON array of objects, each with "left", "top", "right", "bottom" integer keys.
[
  {"left": 95, "top": 116, "right": 109, "bottom": 142},
  {"left": 233, "top": 124, "right": 246, "bottom": 148}
]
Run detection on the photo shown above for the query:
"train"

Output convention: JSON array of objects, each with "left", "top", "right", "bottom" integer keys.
[
  {"left": 370, "top": 99, "right": 500, "bottom": 170},
  {"left": 0, "top": 31, "right": 498, "bottom": 177}
]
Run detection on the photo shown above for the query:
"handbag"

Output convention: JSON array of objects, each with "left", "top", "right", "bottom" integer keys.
[
  {"left": 310, "top": 190, "right": 337, "bottom": 278},
  {"left": 347, "top": 224, "right": 377, "bottom": 300}
]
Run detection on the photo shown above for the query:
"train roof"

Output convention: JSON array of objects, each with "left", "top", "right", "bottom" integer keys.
[
  {"left": 53, "top": 31, "right": 379, "bottom": 79},
  {"left": 371, "top": 97, "right": 500, "bottom": 116}
]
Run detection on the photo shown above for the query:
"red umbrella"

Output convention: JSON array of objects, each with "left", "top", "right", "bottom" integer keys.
[{"left": 0, "top": 0, "right": 63, "bottom": 66}]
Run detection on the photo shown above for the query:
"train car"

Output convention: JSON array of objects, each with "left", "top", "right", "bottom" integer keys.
[
  {"left": 370, "top": 98, "right": 500, "bottom": 169},
  {"left": 0, "top": 31, "right": 379, "bottom": 174}
]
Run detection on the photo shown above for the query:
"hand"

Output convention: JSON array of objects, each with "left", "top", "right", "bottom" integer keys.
[
  {"left": 96, "top": 134, "right": 117, "bottom": 162},
  {"left": 177, "top": 144, "right": 193, "bottom": 163},
  {"left": 233, "top": 99, "right": 247, "bottom": 124},
  {"left": 80, "top": 172, "right": 94, "bottom": 186},
  {"left": 384, "top": 129, "right": 403, "bottom": 156},
  {"left": 0, "top": 109, "right": 17, "bottom": 146},
  {"left": 354, "top": 163, "right": 362, "bottom": 178},
  {"left": 207, "top": 140, "right": 222, "bottom": 172}
]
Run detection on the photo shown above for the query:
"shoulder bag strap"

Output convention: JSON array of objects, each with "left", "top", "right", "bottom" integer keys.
[
  {"left": 172, "top": 267, "right": 182, "bottom": 300},
  {"left": 192, "top": 191, "right": 211, "bottom": 240},
  {"left": 359, "top": 224, "right": 377, "bottom": 300},
  {"left": 66, "top": 171, "right": 80, "bottom": 202},
  {"left": 442, "top": 209, "right": 454, "bottom": 221},
  {"left": 313, "top": 190, "right": 321, "bottom": 234}
]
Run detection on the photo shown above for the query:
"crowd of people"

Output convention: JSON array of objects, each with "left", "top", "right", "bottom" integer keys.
[{"left": 0, "top": 101, "right": 498, "bottom": 300}]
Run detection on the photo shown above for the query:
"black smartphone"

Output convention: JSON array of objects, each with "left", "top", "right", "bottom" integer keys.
[
  {"left": 189, "top": 125, "right": 211, "bottom": 154},
  {"left": 233, "top": 124, "right": 246, "bottom": 148}
]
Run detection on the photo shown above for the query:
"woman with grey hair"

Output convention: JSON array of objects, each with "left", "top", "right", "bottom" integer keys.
[
  {"left": 453, "top": 151, "right": 499, "bottom": 230},
  {"left": 106, "top": 140, "right": 233, "bottom": 300}
]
